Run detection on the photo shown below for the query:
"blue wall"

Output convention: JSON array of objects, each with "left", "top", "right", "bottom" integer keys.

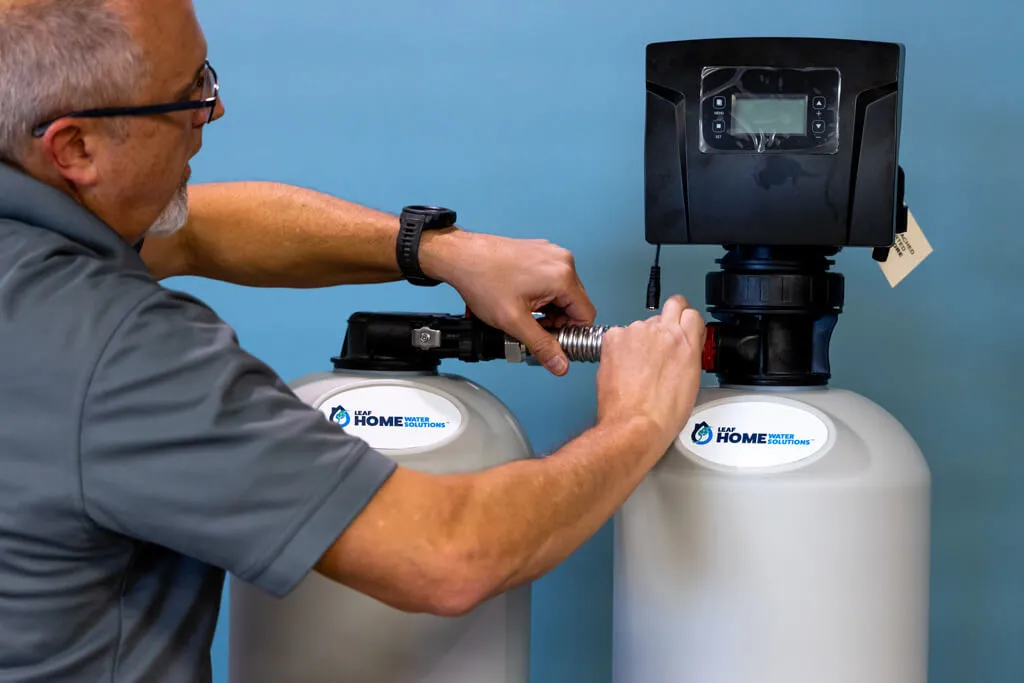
[{"left": 182, "top": 1, "right": 1024, "bottom": 681}]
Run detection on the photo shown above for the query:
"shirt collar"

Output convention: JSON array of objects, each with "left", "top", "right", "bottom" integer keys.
[{"left": 0, "top": 161, "right": 147, "bottom": 269}]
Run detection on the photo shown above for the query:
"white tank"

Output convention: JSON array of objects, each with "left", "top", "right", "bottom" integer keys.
[
  {"left": 613, "top": 385, "right": 931, "bottom": 683},
  {"left": 228, "top": 369, "right": 532, "bottom": 683}
]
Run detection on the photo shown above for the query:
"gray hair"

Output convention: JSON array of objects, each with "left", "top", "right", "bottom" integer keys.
[{"left": 0, "top": 0, "right": 148, "bottom": 162}]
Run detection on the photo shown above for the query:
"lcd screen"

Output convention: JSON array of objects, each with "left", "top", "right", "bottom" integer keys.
[{"left": 731, "top": 96, "right": 807, "bottom": 136}]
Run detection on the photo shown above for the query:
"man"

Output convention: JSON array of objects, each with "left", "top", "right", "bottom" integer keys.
[{"left": 0, "top": 0, "right": 706, "bottom": 681}]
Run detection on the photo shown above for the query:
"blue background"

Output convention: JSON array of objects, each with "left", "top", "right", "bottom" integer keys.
[{"left": 180, "top": 1, "right": 1024, "bottom": 681}]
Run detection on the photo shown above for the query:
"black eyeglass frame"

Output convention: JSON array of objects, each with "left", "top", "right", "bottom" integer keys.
[{"left": 31, "top": 60, "right": 219, "bottom": 138}]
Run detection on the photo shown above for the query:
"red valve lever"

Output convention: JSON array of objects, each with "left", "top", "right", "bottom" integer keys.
[{"left": 701, "top": 324, "right": 718, "bottom": 373}]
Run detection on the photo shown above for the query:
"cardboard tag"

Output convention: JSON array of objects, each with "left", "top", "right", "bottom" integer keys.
[{"left": 878, "top": 210, "right": 933, "bottom": 287}]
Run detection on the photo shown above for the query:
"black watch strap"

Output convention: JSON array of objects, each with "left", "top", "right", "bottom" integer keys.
[{"left": 396, "top": 205, "right": 457, "bottom": 287}]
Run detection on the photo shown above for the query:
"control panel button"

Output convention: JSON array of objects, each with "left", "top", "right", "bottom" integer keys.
[
  {"left": 712, "top": 120, "right": 726, "bottom": 133},
  {"left": 812, "top": 96, "right": 826, "bottom": 109},
  {"left": 812, "top": 119, "right": 826, "bottom": 134},
  {"left": 713, "top": 96, "right": 726, "bottom": 109}
]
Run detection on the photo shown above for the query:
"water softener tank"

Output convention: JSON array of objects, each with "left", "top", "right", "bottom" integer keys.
[
  {"left": 613, "top": 37, "right": 932, "bottom": 682},
  {"left": 228, "top": 313, "right": 532, "bottom": 683},
  {"left": 612, "top": 249, "right": 931, "bottom": 683},
  {"left": 612, "top": 386, "right": 931, "bottom": 682}
]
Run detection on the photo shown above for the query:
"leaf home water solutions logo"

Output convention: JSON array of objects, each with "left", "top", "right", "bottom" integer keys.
[
  {"left": 330, "top": 406, "right": 449, "bottom": 430},
  {"left": 329, "top": 406, "right": 351, "bottom": 428},
  {"left": 691, "top": 421, "right": 713, "bottom": 445},
  {"left": 691, "top": 420, "right": 814, "bottom": 447}
]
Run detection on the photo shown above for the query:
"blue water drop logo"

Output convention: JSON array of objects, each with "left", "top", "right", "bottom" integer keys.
[
  {"left": 329, "top": 406, "right": 351, "bottom": 428},
  {"left": 691, "top": 421, "right": 713, "bottom": 446}
]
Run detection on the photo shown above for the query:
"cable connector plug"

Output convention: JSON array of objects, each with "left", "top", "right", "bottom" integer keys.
[
  {"left": 646, "top": 245, "right": 662, "bottom": 311},
  {"left": 646, "top": 265, "right": 661, "bottom": 311}
]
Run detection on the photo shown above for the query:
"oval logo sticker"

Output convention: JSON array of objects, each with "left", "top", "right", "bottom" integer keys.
[
  {"left": 680, "top": 398, "right": 831, "bottom": 469},
  {"left": 317, "top": 385, "right": 464, "bottom": 451}
]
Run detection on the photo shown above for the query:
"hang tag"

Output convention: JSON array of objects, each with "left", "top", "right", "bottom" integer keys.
[{"left": 878, "top": 210, "right": 933, "bottom": 287}]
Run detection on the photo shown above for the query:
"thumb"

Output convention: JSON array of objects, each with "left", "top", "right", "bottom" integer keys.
[{"left": 515, "top": 316, "right": 569, "bottom": 376}]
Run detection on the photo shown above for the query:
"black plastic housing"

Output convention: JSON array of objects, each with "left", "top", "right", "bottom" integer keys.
[
  {"left": 333, "top": 312, "right": 506, "bottom": 372},
  {"left": 704, "top": 247, "right": 844, "bottom": 386},
  {"left": 644, "top": 37, "right": 905, "bottom": 247}
]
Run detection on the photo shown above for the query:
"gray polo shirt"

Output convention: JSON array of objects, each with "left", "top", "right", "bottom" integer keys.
[{"left": 0, "top": 162, "right": 397, "bottom": 682}]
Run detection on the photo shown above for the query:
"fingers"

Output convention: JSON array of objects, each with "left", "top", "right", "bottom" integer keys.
[
  {"left": 513, "top": 315, "right": 569, "bottom": 376},
  {"left": 680, "top": 307, "right": 707, "bottom": 347},
  {"left": 655, "top": 294, "right": 688, "bottom": 325},
  {"left": 554, "top": 277, "right": 597, "bottom": 326},
  {"left": 645, "top": 294, "right": 706, "bottom": 352},
  {"left": 536, "top": 303, "right": 570, "bottom": 330},
  {"left": 657, "top": 294, "right": 692, "bottom": 326}
]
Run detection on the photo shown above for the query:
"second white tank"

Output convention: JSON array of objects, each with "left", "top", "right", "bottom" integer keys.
[{"left": 228, "top": 369, "right": 533, "bottom": 683}]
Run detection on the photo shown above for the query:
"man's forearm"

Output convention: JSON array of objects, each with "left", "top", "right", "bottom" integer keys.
[
  {"left": 141, "top": 180, "right": 595, "bottom": 375},
  {"left": 166, "top": 182, "right": 461, "bottom": 287},
  {"left": 457, "top": 415, "right": 669, "bottom": 596},
  {"left": 318, "top": 415, "right": 670, "bottom": 616}
]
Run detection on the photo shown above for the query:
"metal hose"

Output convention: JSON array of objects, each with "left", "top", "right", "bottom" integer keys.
[
  {"left": 505, "top": 325, "right": 610, "bottom": 364},
  {"left": 552, "top": 325, "right": 609, "bottom": 362}
]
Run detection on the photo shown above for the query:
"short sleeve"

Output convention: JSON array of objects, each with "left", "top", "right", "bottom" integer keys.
[{"left": 79, "top": 287, "right": 397, "bottom": 597}]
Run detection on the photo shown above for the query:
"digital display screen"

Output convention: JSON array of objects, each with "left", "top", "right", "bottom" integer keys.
[{"left": 731, "top": 96, "right": 807, "bottom": 136}]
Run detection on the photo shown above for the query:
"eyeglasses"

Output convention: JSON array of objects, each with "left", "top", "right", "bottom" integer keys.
[{"left": 31, "top": 60, "right": 219, "bottom": 138}]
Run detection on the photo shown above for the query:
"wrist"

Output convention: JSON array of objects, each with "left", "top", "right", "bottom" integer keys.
[
  {"left": 596, "top": 413, "right": 676, "bottom": 455},
  {"left": 417, "top": 227, "right": 472, "bottom": 284}
]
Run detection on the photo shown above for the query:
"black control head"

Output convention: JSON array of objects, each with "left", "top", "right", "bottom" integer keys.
[{"left": 644, "top": 37, "right": 905, "bottom": 249}]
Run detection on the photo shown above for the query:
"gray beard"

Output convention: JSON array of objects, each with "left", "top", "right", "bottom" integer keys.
[{"left": 144, "top": 181, "right": 190, "bottom": 238}]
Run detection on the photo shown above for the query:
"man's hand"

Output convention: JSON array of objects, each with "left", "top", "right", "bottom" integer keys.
[
  {"left": 597, "top": 294, "right": 706, "bottom": 446},
  {"left": 419, "top": 230, "right": 596, "bottom": 376}
]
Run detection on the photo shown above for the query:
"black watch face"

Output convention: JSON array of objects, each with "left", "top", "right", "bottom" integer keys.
[{"left": 403, "top": 205, "right": 457, "bottom": 228}]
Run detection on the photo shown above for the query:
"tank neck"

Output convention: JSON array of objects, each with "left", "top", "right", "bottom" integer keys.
[
  {"left": 331, "top": 368, "right": 440, "bottom": 378},
  {"left": 716, "top": 382, "right": 831, "bottom": 393},
  {"left": 703, "top": 246, "right": 844, "bottom": 388}
]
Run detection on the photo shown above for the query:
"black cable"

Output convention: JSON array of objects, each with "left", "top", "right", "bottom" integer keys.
[{"left": 646, "top": 245, "right": 662, "bottom": 310}]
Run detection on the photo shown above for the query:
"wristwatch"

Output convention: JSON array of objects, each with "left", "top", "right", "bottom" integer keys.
[{"left": 396, "top": 205, "right": 457, "bottom": 287}]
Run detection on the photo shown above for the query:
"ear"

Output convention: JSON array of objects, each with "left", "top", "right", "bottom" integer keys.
[{"left": 41, "top": 120, "right": 100, "bottom": 188}]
